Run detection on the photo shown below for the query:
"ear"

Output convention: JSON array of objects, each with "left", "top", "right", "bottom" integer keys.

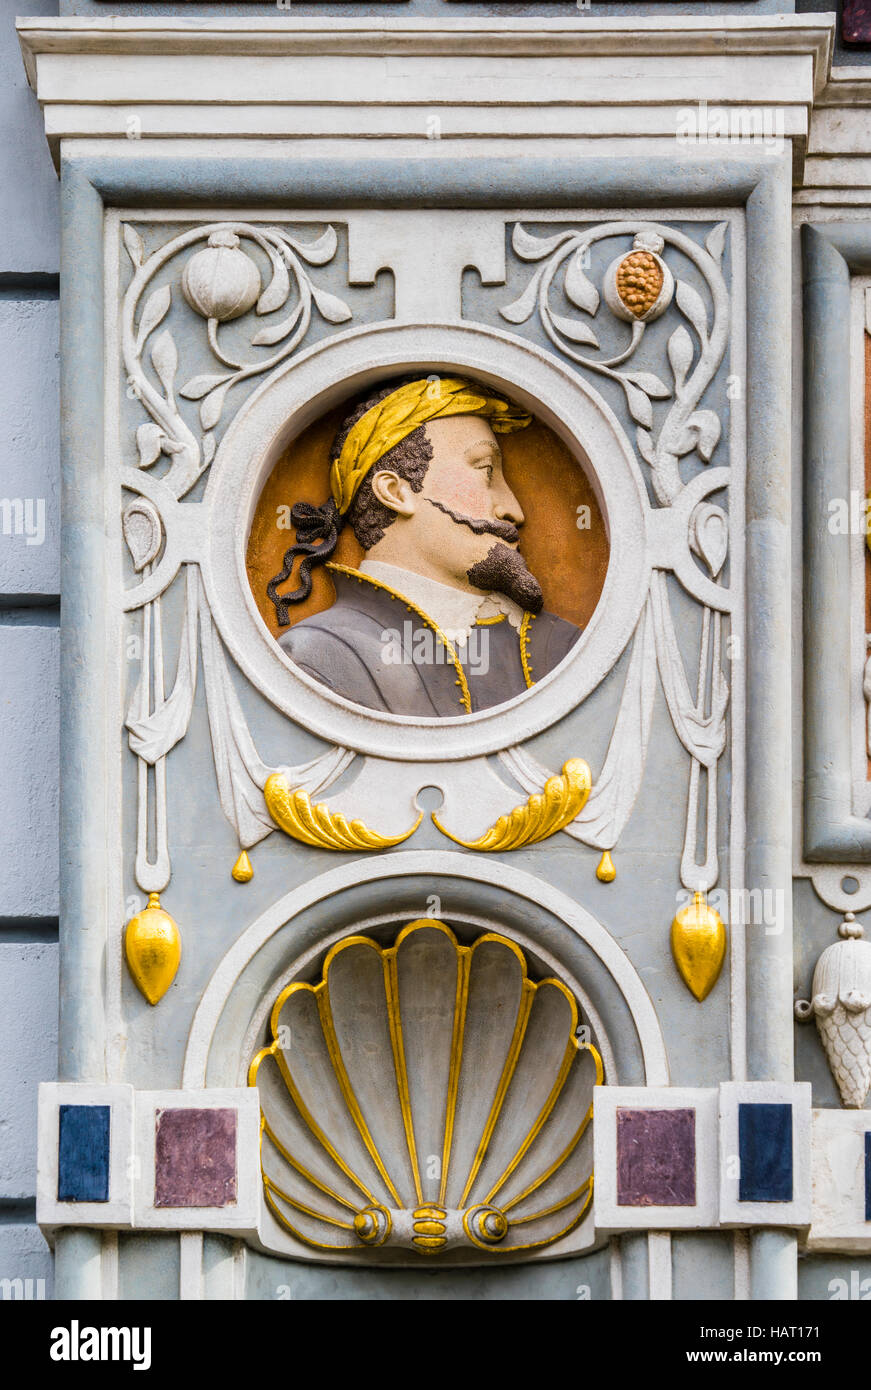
[{"left": 369, "top": 469, "right": 417, "bottom": 518}]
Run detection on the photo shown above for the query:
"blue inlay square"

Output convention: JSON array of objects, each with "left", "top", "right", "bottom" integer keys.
[
  {"left": 865, "top": 1134, "right": 871, "bottom": 1223},
  {"left": 57, "top": 1105, "right": 110, "bottom": 1203},
  {"left": 738, "top": 1103, "right": 793, "bottom": 1203}
]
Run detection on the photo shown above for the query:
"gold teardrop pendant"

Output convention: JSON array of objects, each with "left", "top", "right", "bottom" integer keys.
[
  {"left": 596, "top": 850, "right": 616, "bottom": 882},
  {"left": 670, "top": 891, "right": 726, "bottom": 1001},
  {"left": 232, "top": 850, "right": 253, "bottom": 883},
  {"left": 124, "top": 893, "right": 181, "bottom": 1005}
]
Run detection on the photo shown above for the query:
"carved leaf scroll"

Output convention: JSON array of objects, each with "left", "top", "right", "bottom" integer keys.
[{"left": 122, "top": 221, "right": 354, "bottom": 499}]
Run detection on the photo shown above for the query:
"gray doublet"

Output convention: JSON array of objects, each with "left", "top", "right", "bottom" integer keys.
[{"left": 279, "top": 567, "right": 581, "bottom": 716}]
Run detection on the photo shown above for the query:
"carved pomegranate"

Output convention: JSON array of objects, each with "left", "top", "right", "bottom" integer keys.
[
  {"left": 182, "top": 230, "right": 261, "bottom": 322},
  {"left": 604, "top": 231, "right": 674, "bottom": 324}
]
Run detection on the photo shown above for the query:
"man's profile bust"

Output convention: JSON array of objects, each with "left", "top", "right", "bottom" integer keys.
[{"left": 267, "top": 376, "right": 581, "bottom": 716}]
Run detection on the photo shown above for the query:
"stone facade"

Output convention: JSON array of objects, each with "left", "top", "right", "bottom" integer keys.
[{"left": 3, "top": 0, "right": 871, "bottom": 1303}]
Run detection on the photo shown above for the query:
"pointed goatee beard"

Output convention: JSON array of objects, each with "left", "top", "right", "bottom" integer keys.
[
  {"left": 422, "top": 497, "right": 544, "bottom": 613},
  {"left": 466, "top": 542, "right": 544, "bottom": 614}
]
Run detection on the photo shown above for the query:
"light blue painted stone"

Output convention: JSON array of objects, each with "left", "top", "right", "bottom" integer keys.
[
  {"left": 0, "top": 1224, "right": 53, "bottom": 1300},
  {"left": 0, "top": 942, "right": 57, "bottom": 1198},
  {"left": 0, "top": 296, "right": 59, "bottom": 597},
  {"left": 0, "top": 0, "right": 59, "bottom": 274},
  {"left": 242, "top": 1242, "right": 612, "bottom": 1301},
  {"left": 798, "top": 1254, "right": 871, "bottom": 1302},
  {"left": 117, "top": 1234, "right": 181, "bottom": 1301},
  {"left": 671, "top": 1232, "right": 736, "bottom": 1301},
  {"left": 0, "top": 624, "right": 58, "bottom": 917},
  {"left": 53, "top": 149, "right": 796, "bottom": 1298}
]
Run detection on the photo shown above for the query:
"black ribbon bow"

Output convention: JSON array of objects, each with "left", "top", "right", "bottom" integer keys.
[{"left": 266, "top": 498, "right": 342, "bottom": 626}]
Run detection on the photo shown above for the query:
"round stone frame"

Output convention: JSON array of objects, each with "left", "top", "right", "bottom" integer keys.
[{"left": 202, "top": 320, "right": 652, "bottom": 761}]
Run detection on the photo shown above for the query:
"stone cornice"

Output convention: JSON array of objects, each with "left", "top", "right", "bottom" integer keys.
[
  {"left": 816, "top": 64, "right": 871, "bottom": 107},
  {"left": 17, "top": 13, "right": 835, "bottom": 184},
  {"left": 17, "top": 14, "right": 835, "bottom": 94}
]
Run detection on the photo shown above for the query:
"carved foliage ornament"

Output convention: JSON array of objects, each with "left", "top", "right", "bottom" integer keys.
[
  {"left": 123, "top": 221, "right": 351, "bottom": 495},
  {"left": 499, "top": 221, "right": 728, "bottom": 507},
  {"left": 116, "top": 216, "right": 733, "bottom": 1008},
  {"left": 497, "top": 220, "right": 731, "bottom": 890}
]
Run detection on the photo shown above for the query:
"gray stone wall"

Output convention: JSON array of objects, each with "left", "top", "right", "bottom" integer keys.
[
  {"left": 0, "top": 0, "right": 60, "bottom": 1299},
  {"left": 3, "top": 0, "right": 868, "bottom": 1304}
]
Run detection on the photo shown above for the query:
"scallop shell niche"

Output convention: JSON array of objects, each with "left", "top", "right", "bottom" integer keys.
[{"left": 249, "top": 919, "right": 602, "bottom": 1260}]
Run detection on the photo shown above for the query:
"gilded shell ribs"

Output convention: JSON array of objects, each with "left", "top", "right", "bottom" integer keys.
[{"left": 249, "top": 920, "right": 602, "bottom": 1258}]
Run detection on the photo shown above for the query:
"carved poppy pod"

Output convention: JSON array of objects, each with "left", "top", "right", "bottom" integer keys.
[
  {"left": 124, "top": 893, "right": 181, "bottom": 1005},
  {"left": 671, "top": 891, "right": 726, "bottom": 1001},
  {"left": 604, "top": 232, "right": 674, "bottom": 324},
  {"left": 181, "top": 230, "right": 261, "bottom": 322},
  {"left": 796, "top": 913, "right": 871, "bottom": 1108},
  {"left": 249, "top": 920, "right": 602, "bottom": 1260}
]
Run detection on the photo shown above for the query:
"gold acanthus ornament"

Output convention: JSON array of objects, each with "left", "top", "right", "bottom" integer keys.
[
  {"left": 261, "top": 761, "right": 592, "bottom": 854},
  {"left": 670, "top": 890, "right": 726, "bottom": 1002},
  {"left": 124, "top": 892, "right": 181, "bottom": 1005},
  {"left": 263, "top": 771, "right": 422, "bottom": 850},
  {"left": 431, "top": 759, "right": 592, "bottom": 852}
]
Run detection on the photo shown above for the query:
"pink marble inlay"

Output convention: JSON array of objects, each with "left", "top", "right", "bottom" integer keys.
[
  {"left": 844, "top": 0, "right": 871, "bottom": 45},
  {"left": 616, "top": 1107, "right": 696, "bottom": 1207},
  {"left": 154, "top": 1108, "right": 237, "bottom": 1208}
]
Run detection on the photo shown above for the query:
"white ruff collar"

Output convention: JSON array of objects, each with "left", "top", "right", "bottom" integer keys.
[{"left": 358, "top": 560, "right": 524, "bottom": 647}]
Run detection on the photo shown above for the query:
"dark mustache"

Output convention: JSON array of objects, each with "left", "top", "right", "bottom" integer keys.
[{"left": 423, "top": 497, "right": 520, "bottom": 544}]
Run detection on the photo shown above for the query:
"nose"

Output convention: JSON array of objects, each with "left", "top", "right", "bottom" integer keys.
[{"left": 493, "top": 479, "right": 524, "bottom": 527}]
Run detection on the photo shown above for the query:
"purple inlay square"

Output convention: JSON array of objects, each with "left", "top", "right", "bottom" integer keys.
[
  {"left": 843, "top": 0, "right": 871, "bottom": 46},
  {"left": 154, "top": 1108, "right": 237, "bottom": 1209},
  {"left": 616, "top": 1107, "right": 697, "bottom": 1207}
]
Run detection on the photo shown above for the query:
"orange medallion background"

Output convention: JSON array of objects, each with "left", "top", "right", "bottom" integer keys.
[{"left": 246, "top": 406, "right": 610, "bottom": 640}]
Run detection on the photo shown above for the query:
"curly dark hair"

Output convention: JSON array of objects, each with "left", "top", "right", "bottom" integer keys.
[
  {"left": 334, "top": 379, "right": 434, "bottom": 549},
  {"left": 265, "top": 377, "right": 435, "bottom": 624}
]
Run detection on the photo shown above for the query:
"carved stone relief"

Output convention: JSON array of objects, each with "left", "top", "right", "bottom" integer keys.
[
  {"left": 250, "top": 918, "right": 601, "bottom": 1262},
  {"left": 112, "top": 208, "right": 739, "bottom": 1259},
  {"left": 118, "top": 211, "right": 734, "bottom": 884}
]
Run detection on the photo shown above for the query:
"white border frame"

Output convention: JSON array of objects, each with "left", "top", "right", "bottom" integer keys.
[
  {"left": 593, "top": 1086, "right": 719, "bottom": 1231},
  {"left": 718, "top": 1082, "right": 812, "bottom": 1228},
  {"left": 37, "top": 1083, "right": 134, "bottom": 1236},
  {"left": 806, "top": 1109, "right": 871, "bottom": 1252},
  {"left": 133, "top": 1088, "right": 260, "bottom": 1233}
]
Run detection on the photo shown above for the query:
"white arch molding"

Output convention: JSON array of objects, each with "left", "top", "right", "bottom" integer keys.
[
  {"left": 237, "top": 908, "right": 620, "bottom": 1094},
  {"left": 200, "top": 319, "right": 653, "bottom": 761},
  {"left": 183, "top": 852, "right": 669, "bottom": 1088}
]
